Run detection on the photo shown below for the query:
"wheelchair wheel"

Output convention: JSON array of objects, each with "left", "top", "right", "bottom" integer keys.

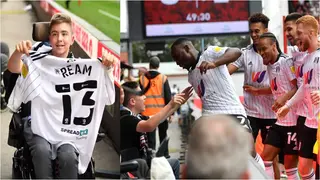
[
  {"left": 12, "top": 162, "right": 22, "bottom": 179},
  {"left": 12, "top": 150, "right": 23, "bottom": 179}
]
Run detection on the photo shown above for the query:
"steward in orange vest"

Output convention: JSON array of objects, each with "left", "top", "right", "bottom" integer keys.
[
  {"left": 139, "top": 57, "right": 172, "bottom": 116},
  {"left": 139, "top": 57, "right": 171, "bottom": 156}
]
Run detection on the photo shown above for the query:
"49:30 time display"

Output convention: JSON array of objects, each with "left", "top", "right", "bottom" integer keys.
[{"left": 186, "top": 13, "right": 211, "bottom": 22}]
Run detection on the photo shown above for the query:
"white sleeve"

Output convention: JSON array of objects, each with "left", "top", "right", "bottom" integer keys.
[
  {"left": 204, "top": 46, "right": 229, "bottom": 63},
  {"left": 232, "top": 52, "right": 245, "bottom": 68},
  {"left": 104, "top": 67, "right": 115, "bottom": 105},
  {"left": 286, "top": 84, "right": 305, "bottom": 108},
  {"left": 20, "top": 55, "right": 41, "bottom": 103}
]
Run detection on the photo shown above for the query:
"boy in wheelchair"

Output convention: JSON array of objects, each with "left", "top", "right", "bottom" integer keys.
[
  {"left": 8, "top": 102, "right": 96, "bottom": 179},
  {"left": 6, "top": 13, "right": 116, "bottom": 179},
  {"left": 120, "top": 81, "right": 193, "bottom": 179}
]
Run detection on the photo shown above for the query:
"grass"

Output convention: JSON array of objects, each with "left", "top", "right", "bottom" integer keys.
[{"left": 56, "top": 0, "right": 120, "bottom": 44}]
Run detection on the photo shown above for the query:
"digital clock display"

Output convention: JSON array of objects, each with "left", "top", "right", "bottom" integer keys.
[{"left": 144, "top": 0, "right": 249, "bottom": 37}]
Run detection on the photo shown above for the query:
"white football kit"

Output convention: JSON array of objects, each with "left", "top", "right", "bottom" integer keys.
[
  {"left": 287, "top": 49, "right": 320, "bottom": 122},
  {"left": 8, "top": 51, "right": 115, "bottom": 173},
  {"left": 188, "top": 46, "right": 246, "bottom": 116},
  {"left": 267, "top": 54, "right": 298, "bottom": 126},
  {"left": 289, "top": 46, "right": 318, "bottom": 128},
  {"left": 232, "top": 44, "right": 275, "bottom": 119}
]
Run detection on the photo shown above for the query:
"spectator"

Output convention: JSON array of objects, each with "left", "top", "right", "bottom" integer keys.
[
  {"left": 139, "top": 56, "right": 172, "bottom": 158},
  {"left": 0, "top": 42, "right": 10, "bottom": 57},
  {"left": 65, "top": 0, "right": 70, "bottom": 9},
  {"left": 120, "top": 81, "right": 193, "bottom": 179},
  {"left": 185, "top": 115, "right": 252, "bottom": 179}
]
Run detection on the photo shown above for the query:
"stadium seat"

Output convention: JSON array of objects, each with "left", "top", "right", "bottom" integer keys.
[{"left": 32, "top": 22, "right": 50, "bottom": 42}]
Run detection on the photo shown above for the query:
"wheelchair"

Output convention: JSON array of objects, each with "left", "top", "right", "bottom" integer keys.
[
  {"left": 8, "top": 103, "right": 97, "bottom": 179},
  {"left": 119, "top": 136, "right": 171, "bottom": 179},
  {"left": 7, "top": 21, "right": 138, "bottom": 179}
]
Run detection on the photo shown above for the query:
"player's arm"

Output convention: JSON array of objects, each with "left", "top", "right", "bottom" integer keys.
[
  {"left": 214, "top": 48, "right": 242, "bottom": 66},
  {"left": 277, "top": 83, "right": 304, "bottom": 117},
  {"left": 275, "top": 58, "right": 300, "bottom": 114},
  {"left": 199, "top": 47, "right": 242, "bottom": 74},
  {"left": 8, "top": 40, "right": 33, "bottom": 73},
  {"left": 243, "top": 85, "right": 272, "bottom": 96},
  {"left": 228, "top": 64, "right": 239, "bottom": 75},
  {"left": 228, "top": 50, "right": 245, "bottom": 75},
  {"left": 273, "top": 78, "right": 298, "bottom": 109},
  {"left": 136, "top": 86, "right": 193, "bottom": 132},
  {"left": 311, "top": 90, "right": 320, "bottom": 105}
]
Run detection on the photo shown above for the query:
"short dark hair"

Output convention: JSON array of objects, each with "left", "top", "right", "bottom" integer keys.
[
  {"left": 285, "top": 13, "right": 303, "bottom": 23},
  {"left": 248, "top": 13, "right": 270, "bottom": 28},
  {"left": 259, "top": 32, "right": 282, "bottom": 53},
  {"left": 122, "top": 81, "right": 140, "bottom": 107},
  {"left": 171, "top": 38, "right": 190, "bottom": 49},
  {"left": 149, "top": 56, "right": 160, "bottom": 69}
]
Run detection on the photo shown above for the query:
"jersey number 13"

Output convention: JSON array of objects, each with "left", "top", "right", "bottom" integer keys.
[{"left": 55, "top": 80, "right": 97, "bottom": 126}]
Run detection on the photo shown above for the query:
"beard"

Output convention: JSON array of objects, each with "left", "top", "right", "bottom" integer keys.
[{"left": 301, "top": 39, "right": 310, "bottom": 52}]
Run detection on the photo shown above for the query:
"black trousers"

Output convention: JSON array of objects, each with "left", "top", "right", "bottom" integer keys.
[{"left": 147, "top": 120, "right": 169, "bottom": 156}]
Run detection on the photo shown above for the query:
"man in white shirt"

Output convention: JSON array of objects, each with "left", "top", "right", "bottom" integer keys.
[
  {"left": 257, "top": 32, "right": 299, "bottom": 179},
  {"left": 227, "top": 13, "right": 283, "bottom": 178},
  {"left": 284, "top": 13, "right": 318, "bottom": 179},
  {"left": 278, "top": 15, "right": 320, "bottom": 180},
  {"left": 228, "top": 12, "right": 276, "bottom": 146},
  {"left": 170, "top": 38, "right": 265, "bottom": 170},
  {"left": 7, "top": 13, "right": 116, "bottom": 179}
]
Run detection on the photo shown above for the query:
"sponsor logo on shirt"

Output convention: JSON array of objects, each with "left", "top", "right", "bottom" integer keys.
[
  {"left": 197, "top": 79, "right": 205, "bottom": 98},
  {"left": 61, "top": 128, "right": 89, "bottom": 138},
  {"left": 303, "top": 69, "right": 313, "bottom": 84},
  {"left": 251, "top": 71, "right": 266, "bottom": 83},
  {"left": 271, "top": 77, "right": 278, "bottom": 91},
  {"left": 295, "top": 64, "right": 304, "bottom": 78}
]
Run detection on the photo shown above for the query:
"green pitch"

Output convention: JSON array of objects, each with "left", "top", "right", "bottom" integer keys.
[{"left": 56, "top": 0, "right": 120, "bottom": 44}]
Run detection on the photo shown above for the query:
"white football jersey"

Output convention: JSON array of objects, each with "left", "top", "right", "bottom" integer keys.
[
  {"left": 288, "top": 46, "right": 318, "bottom": 128},
  {"left": 287, "top": 49, "right": 320, "bottom": 126},
  {"left": 8, "top": 51, "right": 115, "bottom": 173},
  {"left": 288, "top": 46, "right": 308, "bottom": 117},
  {"left": 232, "top": 45, "right": 275, "bottom": 119},
  {"left": 32, "top": 41, "right": 52, "bottom": 52},
  {"left": 188, "top": 46, "right": 246, "bottom": 116},
  {"left": 267, "top": 54, "right": 298, "bottom": 126}
]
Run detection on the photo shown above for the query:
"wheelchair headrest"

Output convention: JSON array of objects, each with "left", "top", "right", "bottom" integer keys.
[{"left": 32, "top": 22, "right": 50, "bottom": 42}]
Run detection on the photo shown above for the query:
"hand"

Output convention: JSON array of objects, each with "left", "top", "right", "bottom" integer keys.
[
  {"left": 276, "top": 104, "right": 290, "bottom": 118},
  {"left": 15, "top": 40, "right": 32, "bottom": 56},
  {"left": 170, "top": 86, "right": 193, "bottom": 108},
  {"left": 243, "top": 85, "right": 259, "bottom": 96},
  {"left": 310, "top": 91, "right": 320, "bottom": 105},
  {"left": 102, "top": 51, "right": 117, "bottom": 68},
  {"left": 272, "top": 95, "right": 287, "bottom": 112},
  {"left": 198, "top": 61, "right": 217, "bottom": 75}
]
